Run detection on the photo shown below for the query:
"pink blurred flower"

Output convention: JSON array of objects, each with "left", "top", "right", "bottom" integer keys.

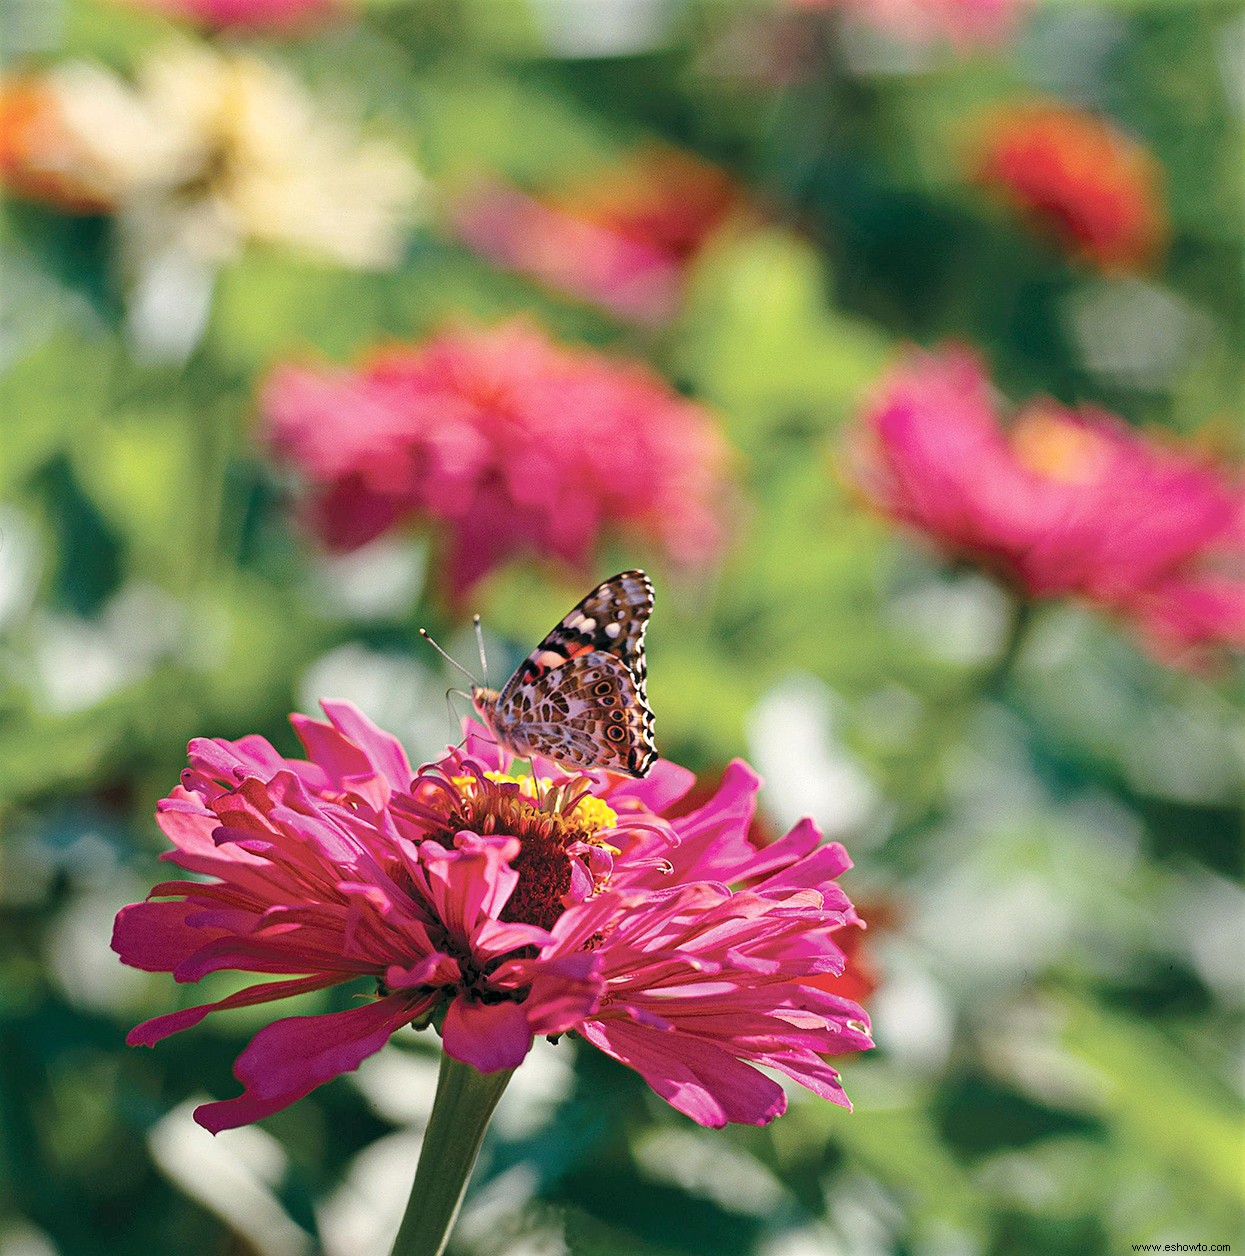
[
  {"left": 113, "top": 702, "right": 872, "bottom": 1132},
  {"left": 118, "top": 0, "right": 339, "bottom": 29},
  {"left": 853, "top": 347, "right": 1245, "bottom": 660},
  {"left": 452, "top": 145, "right": 745, "bottom": 325},
  {"left": 262, "top": 321, "right": 733, "bottom": 602},
  {"left": 788, "top": 0, "right": 1021, "bottom": 49},
  {"left": 971, "top": 100, "right": 1167, "bottom": 272}
]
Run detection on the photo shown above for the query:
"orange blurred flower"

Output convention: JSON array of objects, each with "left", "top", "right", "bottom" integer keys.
[
  {"left": 971, "top": 100, "right": 1168, "bottom": 272},
  {"left": 0, "top": 73, "right": 140, "bottom": 214}
]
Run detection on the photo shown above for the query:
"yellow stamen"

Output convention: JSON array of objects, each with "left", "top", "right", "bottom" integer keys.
[{"left": 451, "top": 771, "right": 619, "bottom": 836}]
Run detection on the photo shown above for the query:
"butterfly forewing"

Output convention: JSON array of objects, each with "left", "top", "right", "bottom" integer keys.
[{"left": 482, "top": 570, "right": 657, "bottom": 777}]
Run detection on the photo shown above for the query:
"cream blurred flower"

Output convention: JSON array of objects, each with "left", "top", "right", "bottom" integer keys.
[{"left": 2, "top": 43, "right": 422, "bottom": 270}]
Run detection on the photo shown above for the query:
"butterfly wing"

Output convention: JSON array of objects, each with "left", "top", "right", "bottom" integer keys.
[{"left": 490, "top": 570, "right": 656, "bottom": 776}]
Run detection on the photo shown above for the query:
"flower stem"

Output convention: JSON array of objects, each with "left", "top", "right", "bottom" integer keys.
[
  {"left": 390, "top": 1053, "right": 514, "bottom": 1256},
  {"left": 980, "top": 595, "right": 1035, "bottom": 698}
]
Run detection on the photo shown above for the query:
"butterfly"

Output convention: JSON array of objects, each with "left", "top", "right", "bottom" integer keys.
[{"left": 469, "top": 570, "right": 657, "bottom": 778}]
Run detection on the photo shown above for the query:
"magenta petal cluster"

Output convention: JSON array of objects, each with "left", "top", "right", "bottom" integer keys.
[
  {"left": 118, "top": 0, "right": 340, "bottom": 29},
  {"left": 451, "top": 146, "right": 744, "bottom": 327},
  {"left": 113, "top": 702, "right": 872, "bottom": 1132},
  {"left": 853, "top": 346, "right": 1245, "bottom": 660},
  {"left": 789, "top": 0, "right": 1022, "bottom": 49},
  {"left": 261, "top": 321, "right": 732, "bottom": 602}
]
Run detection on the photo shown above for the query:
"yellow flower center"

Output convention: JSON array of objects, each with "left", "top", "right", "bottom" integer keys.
[
  {"left": 1010, "top": 409, "right": 1110, "bottom": 485},
  {"left": 422, "top": 769, "right": 620, "bottom": 932},
  {"left": 453, "top": 771, "right": 619, "bottom": 840}
]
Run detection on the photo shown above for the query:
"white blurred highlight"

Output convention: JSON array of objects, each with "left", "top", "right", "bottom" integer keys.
[
  {"left": 0, "top": 506, "right": 40, "bottom": 630},
  {"left": 865, "top": 944, "right": 955, "bottom": 1075},
  {"left": 634, "top": 1127, "right": 783, "bottom": 1215},
  {"left": 759, "top": 1227, "right": 847, "bottom": 1256},
  {"left": 46, "top": 872, "right": 153, "bottom": 1013},
  {"left": 529, "top": 0, "right": 676, "bottom": 57},
  {"left": 1065, "top": 277, "right": 1209, "bottom": 389},
  {"left": 309, "top": 536, "right": 426, "bottom": 620},
  {"left": 32, "top": 582, "right": 184, "bottom": 713},
  {"left": 149, "top": 1100, "right": 310, "bottom": 1256},
  {"left": 299, "top": 644, "right": 451, "bottom": 765},
  {"left": 337, "top": 1038, "right": 573, "bottom": 1253},
  {"left": 351, "top": 1047, "right": 441, "bottom": 1126},
  {"left": 888, "top": 573, "right": 1010, "bottom": 666},
  {"left": 0, "top": 1227, "right": 58, "bottom": 1256},
  {"left": 491, "top": 1037, "right": 576, "bottom": 1140},
  {"left": 747, "top": 673, "right": 881, "bottom": 842},
  {"left": 318, "top": 1127, "right": 423, "bottom": 1256},
  {"left": 124, "top": 246, "right": 217, "bottom": 366}
]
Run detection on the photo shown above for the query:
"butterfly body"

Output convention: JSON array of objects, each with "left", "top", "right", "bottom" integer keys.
[{"left": 470, "top": 571, "right": 657, "bottom": 777}]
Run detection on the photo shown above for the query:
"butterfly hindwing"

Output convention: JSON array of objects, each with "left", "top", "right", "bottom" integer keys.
[
  {"left": 485, "top": 571, "right": 657, "bottom": 777},
  {"left": 496, "top": 651, "right": 655, "bottom": 775}
]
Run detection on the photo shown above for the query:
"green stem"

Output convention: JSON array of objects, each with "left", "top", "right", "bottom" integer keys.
[
  {"left": 979, "top": 595, "right": 1035, "bottom": 698},
  {"left": 390, "top": 1053, "right": 514, "bottom": 1256}
]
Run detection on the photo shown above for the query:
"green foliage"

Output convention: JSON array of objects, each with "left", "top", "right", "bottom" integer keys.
[{"left": 1, "top": 2, "right": 1242, "bottom": 1255}]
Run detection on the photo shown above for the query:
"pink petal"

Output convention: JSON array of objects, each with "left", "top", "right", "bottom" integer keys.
[
  {"left": 112, "top": 899, "right": 230, "bottom": 972},
  {"left": 667, "top": 760, "right": 764, "bottom": 879},
  {"left": 606, "top": 758, "right": 696, "bottom": 812},
  {"left": 441, "top": 998, "right": 533, "bottom": 1072},
  {"left": 127, "top": 974, "right": 346, "bottom": 1046},
  {"left": 194, "top": 993, "right": 424, "bottom": 1133},
  {"left": 320, "top": 700, "right": 415, "bottom": 792},
  {"left": 579, "top": 1018, "right": 787, "bottom": 1128}
]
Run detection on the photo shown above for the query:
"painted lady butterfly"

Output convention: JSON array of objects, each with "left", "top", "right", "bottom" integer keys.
[{"left": 471, "top": 570, "right": 657, "bottom": 778}]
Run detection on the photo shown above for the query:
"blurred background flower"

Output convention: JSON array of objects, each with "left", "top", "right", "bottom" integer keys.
[
  {"left": 970, "top": 99, "right": 1168, "bottom": 272},
  {"left": 452, "top": 144, "right": 748, "bottom": 325},
  {"left": 263, "top": 320, "right": 734, "bottom": 602},
  {"left": 788, "top": 0, "right": 1023, "bottom": 50},
  {"left": 1, "top": 42, "right": 422, "bottom": 358},
  {"left": 851, "top": 345, "right": 1245, "bottom": 662},
  {"left": 2, "top": 1, "right": 1242, "bottom": 1254},
  {"left": 117, "top": 0, "right": 342, "bottom": 29}
]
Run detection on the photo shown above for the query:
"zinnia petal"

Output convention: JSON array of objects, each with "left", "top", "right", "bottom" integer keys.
[{"left": 194, "top": 994, "right": 426, "bottom": 1133}]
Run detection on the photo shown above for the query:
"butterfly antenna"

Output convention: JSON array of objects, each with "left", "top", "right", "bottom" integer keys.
[
  {"left": 418, "top": 628, "right": 478, "bottom": 687},
  {"left": 444, "top": 688, "right": 472, "bottom": 749},
  {"left": 472, "top": 613, "right": 489, "bottom": 687}
]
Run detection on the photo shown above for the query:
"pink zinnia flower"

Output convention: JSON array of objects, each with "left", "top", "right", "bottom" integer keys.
[
  {"left": 112, "top": 701, "right": 873, "bottom": 1132},
  {"left": 787, "top": 0, "right": 1021, "bottom": 49},
  {"left": 853, "top": 347, "right": 1245, "bottom": 660},
  {"left": 971, "top": 100, "right": 1168, "bottom": 272},
  {"left": 117, "top": 0, "right": 340, "bottom": 29},
  {"left": 452, "top": 146, "right": 744, "bottom": 325},
  {"left": 262, "top": 321, "right": 733, "bottom": 602}
]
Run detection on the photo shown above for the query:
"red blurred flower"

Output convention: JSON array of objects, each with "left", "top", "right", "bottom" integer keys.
[
  {"left": 452, "top": 146, "right": 745, "bottom": 325},
  {"left": 788, "top": 0, "right": 1021, "bottom": 49},
  {"left": 117, "top": 0, "right": 339, "bottom": 28},
  {"left": 971, "top": 100, "right": 1167, "bottom": 272},
  {"left": 113, "top": 702, "right": 872, "bottom": 1132},
  {"left": 853, "top": 346, "right": 1245, "bottom": 661},
  {"left": 262, "top": 321, "right": 733, "bottom": 601}
]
